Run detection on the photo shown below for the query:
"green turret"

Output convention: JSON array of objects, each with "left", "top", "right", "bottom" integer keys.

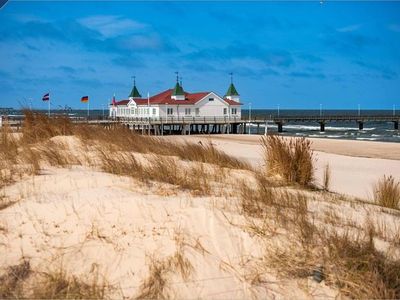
[
  {"left": 225, "top": 83, "right": 239, "bottom": 97},
  {"left": 225, "top": 73, "right": 240, "bottom": 101},
  {"left": 129, "top": 76, "right": 142, "bottom": 98},
  {"left": 171, "top": 72, "right": 185, "bottom": 100},
  {"left": 172, "top": 82, "right": 184, "bottom": 96}
]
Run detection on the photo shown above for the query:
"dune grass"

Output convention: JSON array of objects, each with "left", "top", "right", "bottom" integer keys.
[
  {"left": 0, "top": 260, "right": 108, "bottom": 299},
  {"left": 31, "top": 269, "right": 108, "bottom": 299},
  {"left": 0, "top": 111, "right": 245, "bottom": 198},
  {"left": 322, "top": 163, "right": 331, "bottom": 191},
  {"left": 136, "top": 232, "right": 193, "bottom": 299},
  {"left": 239, "top": 144, "right": 400, "bottom": 299},
  {"left": 261, "top": 135, "right": 314, "bottom": 187},
  {"left": 97, "top": 148, "right": 213, "bottom": 195},
  {"left": 0, "top": 260, "right": 31, "bottom": 299},
  {"left": 373, "top": 175, "right": 400, "bottom": 210},
  {"left": 2, "top": 111, "right": 400, "bottom": 299},
  {"left": 76, "top": 125, "right": 250, "bottom": 170},
  {"left": 21, "top": 110, "right": 73, "bottom": 144}
]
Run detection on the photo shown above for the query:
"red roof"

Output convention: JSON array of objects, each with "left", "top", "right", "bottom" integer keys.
[
  {"left": 114, "top": 100, "right": 129, "bottom": 106},
  {"left": 112, "top": 89, "right": 242, "bottom": 106},
  {"left": 224, "top": 99, "right": 242, "bottom": 106}
]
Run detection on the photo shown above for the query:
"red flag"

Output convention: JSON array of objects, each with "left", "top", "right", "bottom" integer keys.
[{"left": 42, "top": 93, "right": 50, "bottom": 101}]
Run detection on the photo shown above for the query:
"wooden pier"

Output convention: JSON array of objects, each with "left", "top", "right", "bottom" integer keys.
[
  {"left": 1, "top": 114, "right": 399, "bottom": 135},
  {"left": 268, "top": 115, "right": 400, "bottom": 132}
]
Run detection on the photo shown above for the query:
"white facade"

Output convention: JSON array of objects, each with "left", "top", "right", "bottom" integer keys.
[{"left": 110, "top": 92, "right": 242, "bottom": 119}]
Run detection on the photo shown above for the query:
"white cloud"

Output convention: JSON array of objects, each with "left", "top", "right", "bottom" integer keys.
[
  {"left": 78, "top": 15, "right": 147, "bottom": 38},
  {"left": 337, "top": 24, "right": 362, "bottom": 33}
]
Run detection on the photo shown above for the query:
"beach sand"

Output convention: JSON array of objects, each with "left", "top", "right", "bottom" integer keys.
[
  {"left": 1, "top": 166, "right": 340, "bottom": 299},
  {"left": 1, "top": 134, "right": 399, "bottom": 298},
  {"left": 165, "top": 134, "right": 400, "bottom": 200}
]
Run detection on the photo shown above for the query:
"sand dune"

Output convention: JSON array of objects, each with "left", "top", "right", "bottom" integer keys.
[
  {"left": 1, "top": 166, "right": 342, "bottom": 299},
  {"left": 1, "top": 130, "right": 399, "bottom": 298}
]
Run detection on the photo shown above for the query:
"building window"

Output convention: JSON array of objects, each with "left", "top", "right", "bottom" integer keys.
[
  {"left": 185, "top": 108, "right": 191, "bottom": 115},
  {"left": 231, "top": 108, "right": 237, "bottom": 115},
  {"left": 195, "top": 108, "right": 200, "bottom": 116},
  {"left": 152, "top": 108, "right": 156, "bottom": 115},
  {"left": 167, "top": 108, "right": 173, "bottom": 115},
  {"left": 223, "top": 108, "right": 227, "bottom": 115},
  {"left": 209, "top": 98, "right": 214, "bottom": 101}
]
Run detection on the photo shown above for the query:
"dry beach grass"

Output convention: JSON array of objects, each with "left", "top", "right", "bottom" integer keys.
[{"left": 0, "top": 112, "right": 399, "bottom": 299}]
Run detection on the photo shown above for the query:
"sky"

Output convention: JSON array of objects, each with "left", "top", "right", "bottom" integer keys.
[{"left": 0, "top": 1, "right": 399, "bottom": 110}]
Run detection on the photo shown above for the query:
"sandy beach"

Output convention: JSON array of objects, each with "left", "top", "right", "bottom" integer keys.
[{"left": 166, "top": 134, "right": 400, "bottom": 200}]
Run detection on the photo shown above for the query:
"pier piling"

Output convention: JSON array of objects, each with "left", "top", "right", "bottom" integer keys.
[
  {"left": 276, "top": 122, "right": 283, "bottom": 133},
  {"left": 319, "top": 122, "right": 325, "bottom": 132}
]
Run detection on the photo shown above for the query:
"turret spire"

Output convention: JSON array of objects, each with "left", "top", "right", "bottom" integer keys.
[
  {"left": 172, "top": 72, "right": 185, "bottom": 100},
  {"left": 225, "top": 73, "right": 240, "bottom": 102},
  {"left": 129, "top": 76, "right": 142, "bottom": 98}
]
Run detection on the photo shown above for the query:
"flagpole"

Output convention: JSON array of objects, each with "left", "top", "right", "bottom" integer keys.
[
  {"left": 48, "top": 97, "right": 51, "bottom": 117},
  {"left": 147, "top": 92, "right": 150, "bottom": 135},
  {"left": 87, "top": 100, "right": 89, "bottom": 118}
]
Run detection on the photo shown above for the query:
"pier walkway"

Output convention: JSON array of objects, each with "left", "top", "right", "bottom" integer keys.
[{"left": 1, "top": 114, "right": 399, "bottom": 134}]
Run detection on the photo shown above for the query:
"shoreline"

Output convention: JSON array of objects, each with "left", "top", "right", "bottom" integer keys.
[
  {"left": 165, "top": 134, "right": 400, "bottom": 199},
  {"left": 170, "top": 134, "right": 400, "bottom": 161}
]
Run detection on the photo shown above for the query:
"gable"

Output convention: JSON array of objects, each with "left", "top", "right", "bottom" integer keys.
[
  {"left": 128, "top": 99, "right": 137, "bottom": 107},
  {"left": 196, "top": 92, "right": 229, "bottom": 108}
]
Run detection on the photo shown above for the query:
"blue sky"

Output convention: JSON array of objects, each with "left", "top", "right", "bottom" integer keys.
[{"left": 0, "top": 1, "right": 399, "bottom": 110}]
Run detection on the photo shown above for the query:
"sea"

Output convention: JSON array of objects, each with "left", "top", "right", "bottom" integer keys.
[
  {"left": 1, "top": 108, "right": 399, "bottom": 143},
  {"left": 243, "top": 109, "right": 400, "bottom": 143}
]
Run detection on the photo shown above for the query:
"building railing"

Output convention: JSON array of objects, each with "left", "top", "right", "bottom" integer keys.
[
  {"left": 108, "top": 116, "right": 242, "bottom": 123},
  {"left": 3, "top": 114, "right": 399, "bottom": 124}
]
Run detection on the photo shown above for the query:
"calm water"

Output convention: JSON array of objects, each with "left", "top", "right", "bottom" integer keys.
[{"left": 2, "top": 108, "right": 399, "bottom": 143}]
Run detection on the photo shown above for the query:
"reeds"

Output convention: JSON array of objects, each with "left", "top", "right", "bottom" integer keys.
[
  {"left": 373, "top": 175, "right": 400, "bottom": 210},
  {"left": 239, "top": 174, "right": 400, "bottom": 298},
  {"left": 0, "top": 123, "right": 19, "bottom": 163},
  {"left": 322, "top": 163, "right": 331, "bottom": 191},
  {"left": 0, "top": 260, "right": 108, "bottom": 299},
  {"left": 136, "top": 232, "right": 193, "bottom": 299},
  {"left": 21, "top": 110, "right": 73, "bottom": 144},
  {"left": 31, "top": 269, "right": 107, "bottom": 299},
  {"left": 261, "top": 135, "right": 314, "bottom": 186},
  {"left": 0, "top": 260, "right": 31, "bottom": 298},
  {"left": 97, "top": 149, "right": 212, "bottom": 195},
  {"left": 75, "top": 125, "right": 250, "bottom": 170},
  {"left": 238, "top": 142, "right": 400, "bottom": 299}
]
